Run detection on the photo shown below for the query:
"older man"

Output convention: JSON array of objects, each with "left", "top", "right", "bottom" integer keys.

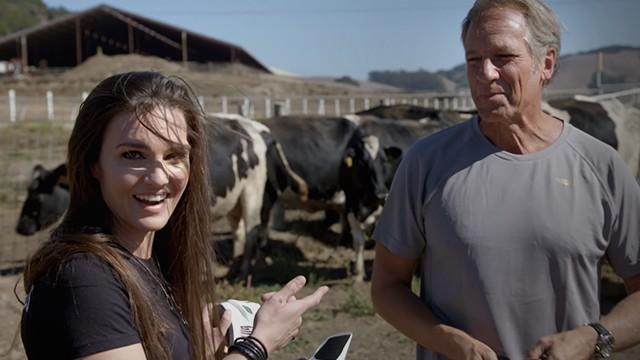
[{"left": 370, "top": 1, "right": 640, "bottom": 360}]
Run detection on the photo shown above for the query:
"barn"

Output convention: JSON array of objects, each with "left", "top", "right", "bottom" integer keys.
[{"left": 0, "top": 3, "right": 270, "bottom": 73}]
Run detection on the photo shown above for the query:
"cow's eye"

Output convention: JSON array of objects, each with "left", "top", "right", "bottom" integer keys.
[{"left": 122, "top": 151, "right": 144, "bottom": 160}]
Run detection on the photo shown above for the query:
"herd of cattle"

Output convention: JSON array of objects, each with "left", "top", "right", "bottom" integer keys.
[{"left": 14, "top": 96, "right": 640, "bottom": 282}]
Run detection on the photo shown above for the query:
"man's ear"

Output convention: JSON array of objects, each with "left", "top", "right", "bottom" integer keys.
[{"left": 541, "top": 47, "right": 557, "bottom": 82}]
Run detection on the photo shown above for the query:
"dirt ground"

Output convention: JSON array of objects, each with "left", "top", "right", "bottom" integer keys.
[{"left": 2, "top": 221, "right": 640, "bottom": 360}]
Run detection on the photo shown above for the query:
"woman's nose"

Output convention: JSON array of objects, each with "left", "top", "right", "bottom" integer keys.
[{"left": 144, "top": 161, "right": 170, "bottom": 185}]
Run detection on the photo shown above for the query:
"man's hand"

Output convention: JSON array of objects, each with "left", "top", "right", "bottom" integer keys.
[
  {"left": 527, "top": 326, "right": 598, "bottom": 360},
  {"left": 442, "top": 329, "right": 499, "bottom": 360}
]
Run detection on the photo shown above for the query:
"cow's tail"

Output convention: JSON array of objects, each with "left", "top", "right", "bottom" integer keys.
[{"left": 273, "top": 142, "right": 309, "bottom": 202}]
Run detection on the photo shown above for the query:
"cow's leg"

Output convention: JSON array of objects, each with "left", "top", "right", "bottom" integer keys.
[
  {"left": 347, "top": 212, "right": 366, "bottom": 282},
  {"left": 240, "top": 175, "right": 267, "bottom": 283},
  {"left": 227, "top": 201, "right": 245, "bottom": 259}
]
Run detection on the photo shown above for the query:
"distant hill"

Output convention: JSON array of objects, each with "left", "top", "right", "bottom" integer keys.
[
  {"left": 549, "top": 46, "right": 640, "bottom": 90},
  {"left": 370, "top": 45, "right": 640, "bottom": 92},
  {"left": 0, "top": 0, "right": 68, "bottom": 37},
  {"left": 367, "top": 69, "right": 456, "bottom": 92}
]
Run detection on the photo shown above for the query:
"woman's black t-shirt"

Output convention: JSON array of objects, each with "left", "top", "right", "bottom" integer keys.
[{"left": 21, "top": 253, "right": 191, "bottom": 359}]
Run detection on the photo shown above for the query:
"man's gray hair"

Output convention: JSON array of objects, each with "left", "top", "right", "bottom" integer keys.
[{"left": 461, "top": 0, "right": 561, "bottom": 68}]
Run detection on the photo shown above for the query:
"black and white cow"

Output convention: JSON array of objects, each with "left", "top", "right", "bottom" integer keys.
[
  {"left": 14, "top": 114, "right": 304, "bottom": 281},
  {"left": 356, "top": 104, "right": 464, "bottom": 124},
  {"left": 259, "top": 115, "right": 390, "bottom": 281},
  {"left": 347, "top": 115, "right": 449, "bottom": 187},
  {"left": 15, "top": 164, "right": 69, "bottom": 236}
]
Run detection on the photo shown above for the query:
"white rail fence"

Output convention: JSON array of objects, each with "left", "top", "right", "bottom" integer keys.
[
  {"left": 0, "top": 91, "right": 480, "bottom": 123},
  {"left": 3, "top": 87, "right": 639, "bottom": 124}
]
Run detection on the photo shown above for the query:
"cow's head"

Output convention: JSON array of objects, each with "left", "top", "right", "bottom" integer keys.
[
  {"left": 16, "top": 164, "right": 70, "bottom": 236},
  {"left": 339, "top": 131, "right": 400, "bottom": 221}
]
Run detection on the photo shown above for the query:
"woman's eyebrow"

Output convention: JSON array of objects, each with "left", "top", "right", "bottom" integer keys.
[{"left": 116, "top": 141, "right": 150, "bottom": 150}]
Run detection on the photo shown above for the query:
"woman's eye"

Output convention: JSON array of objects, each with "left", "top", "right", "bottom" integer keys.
[
  {"left": 122, "top": 151, "right": 144, "bottom": 160},
  {"left": 167, "top": 151, "right": 189, "bottom": 161}
]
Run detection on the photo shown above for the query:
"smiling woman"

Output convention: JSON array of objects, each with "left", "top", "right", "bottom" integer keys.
[{"left": 19, "top": 71, "right": 328, "bottom": 360}]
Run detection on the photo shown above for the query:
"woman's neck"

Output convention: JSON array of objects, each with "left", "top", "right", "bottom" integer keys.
[{"left": 112, "top": 225, "right": 155, "bottom": 259}]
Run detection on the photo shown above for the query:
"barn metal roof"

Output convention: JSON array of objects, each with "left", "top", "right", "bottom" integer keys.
[{"left": 0, "top": 4, "right": 271, "bottom": 73}]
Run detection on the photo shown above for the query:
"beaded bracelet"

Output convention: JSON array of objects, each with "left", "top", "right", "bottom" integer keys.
[{"left": 228, "top": 336, "right": 268, "bottom": 360}]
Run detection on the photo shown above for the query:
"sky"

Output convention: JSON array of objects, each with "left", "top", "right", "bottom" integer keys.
[{"left": 43, "top": 0, "right": 640, "bottom": 80}]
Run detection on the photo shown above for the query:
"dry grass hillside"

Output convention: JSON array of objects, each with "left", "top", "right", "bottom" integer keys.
[{"left": 0, "top": 54, "right": 399, "bottom": 97}]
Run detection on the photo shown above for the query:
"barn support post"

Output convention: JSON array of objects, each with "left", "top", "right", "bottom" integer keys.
[
  {"left": 364, "top": 97, "right": 370, "bottom": 110},
  {"left": 334, "top": 98, "right": 341, "bottom": 116},
  {"left": 285, "top": 98, "right": 291, "bottom": 115},
  {"left": 302, "top": 98, "right": 308, "bottom": 114},
  {"left": 46, "top": 91, "right": 54, "bottom": 120},
  {"left": 75, "top": 18, "right": 82, "bottom": 65},
  {"left": 424, "top": 97, "right": 430, "bottom": 108},
  {"left": 181, "top": 31, "right": 188, "bottom": 68},
  {"left": 452, "top": 97, "right": 459, "bottom": 110},
  {"left": 221, "top": 96, "right": 228, "bottom": 113},
  {"left": 412, "top": 98, "right": 418, "bottom": 105},
  {"left": 128, "top": 23, "right": 134, "bottom": 53},
  {"left": 401, "top": 98, "right": 407, "bottom": 105},
  {"left": 9, "top": 90, "right": 16, "bottom": 122},
  {"left": 318, "top": 98, "right": 325, "bottom": 115},
  {"left": 20, "top": 35, "right": 28, "bottom": 73},
  {"left": 349, "top": 98, "right": 355, "bottom": 113}
]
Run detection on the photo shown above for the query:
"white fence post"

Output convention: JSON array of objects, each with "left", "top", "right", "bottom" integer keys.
[
  {"left": 221, "top": 96, "right": 228, "bottom": 114},
  {"left": 364, "top": 98, "right": 370, "bottom": 110},
  {"left": 452, "top": 97, "right": 459, "bottom": 110},
  {"left": 334, "top": 98, "right": 341, "bottom": 116},
  {"left": 285, "top": 98, "right": 291, "bottom": 116},
  {"left": 443, "top": 98, "right": 450, "bottom": 109},
  {"left": 265, "top": 97, "right": 271, "bottom": 118},
  {"left": 47, "top": 90, "right": 54, "bottom": 120},
  {"left": 318, "top": 98, "right": 325, "bottom": 115},
  {"left": 302, "top": 98, "right": 308, "bottom": 114},
  {"left": 424, "top": 98, "right": 430, "bottom": 107},
  {"left": 401, "top": 98, "right": 407, "bottom": 104},
  {"left": 433, "top": 98, "right": 440, "bottom": 109},
  {"left": 242, "top": 98, "right": 250, "bottom": 116},
  {"left": 349, "top": 98, "right": 355, "bottom": 114},
  {"left": 412, "top": 98, "right": 418, "bottom": 105},
  {"left": 9, "top": 89, "right": 16, "bottom": 122}
]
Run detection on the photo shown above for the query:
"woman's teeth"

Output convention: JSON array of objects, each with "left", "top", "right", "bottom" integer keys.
[{"left": 134, "top": 194, "right": 167, "bottom": 204}]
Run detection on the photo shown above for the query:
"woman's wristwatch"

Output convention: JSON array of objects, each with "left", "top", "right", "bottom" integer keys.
[{"left": 587, "top": 322, "right": 615, "bottom": 359}]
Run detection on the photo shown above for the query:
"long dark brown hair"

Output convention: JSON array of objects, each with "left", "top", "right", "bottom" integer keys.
[{"left": 23, "top": 72, "right": 217, "bottom": 360}]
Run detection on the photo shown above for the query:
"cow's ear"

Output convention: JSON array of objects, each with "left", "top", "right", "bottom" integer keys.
[
  {"left": 384, "top": 147, "right": 402, "bottom": 162},
  {"left": 344, "top": 149, "right": 355, "bottom": 168},
  {"left": 31, "top": 164, "right": 46, "bottom": 180}
]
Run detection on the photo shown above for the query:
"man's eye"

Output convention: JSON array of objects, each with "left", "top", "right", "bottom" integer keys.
[{"left": 122, "top": 151, "right": 144, "bottom": 160}]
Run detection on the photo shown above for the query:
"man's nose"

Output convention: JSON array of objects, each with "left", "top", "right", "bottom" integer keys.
[{"left": 478, "top": 58, "right": 499, "bottom": 82}]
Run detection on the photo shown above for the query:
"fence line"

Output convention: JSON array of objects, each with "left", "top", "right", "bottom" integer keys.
[
  {"left": 2, "top": 91, "right": 479, "bottom": 123},
  {"left": 3, "top": 87, "right": 638, "bottom": 124}
]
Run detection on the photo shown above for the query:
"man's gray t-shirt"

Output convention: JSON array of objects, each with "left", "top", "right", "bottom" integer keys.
[{"left": 373, "top": 117, "right": 640, "bottom": 360}]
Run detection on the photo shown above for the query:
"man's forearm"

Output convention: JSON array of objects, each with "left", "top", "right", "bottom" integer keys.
[
  {"left": 601, "top": 290, "right": 640, "bottom": 351},
  {"left": 371, "top": 278, "right": 472, "bottom": 356}
]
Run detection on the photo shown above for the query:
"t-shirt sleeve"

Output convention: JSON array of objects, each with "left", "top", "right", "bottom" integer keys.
[
  {"left": 25, "top": 254, "right": 141, "bottom": 358},
  {"left": 605, "top": 154, "right": 640, "bottom": 279},
  {"left": 372, "top": 146, "right": 427, "bottom": 258}
]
